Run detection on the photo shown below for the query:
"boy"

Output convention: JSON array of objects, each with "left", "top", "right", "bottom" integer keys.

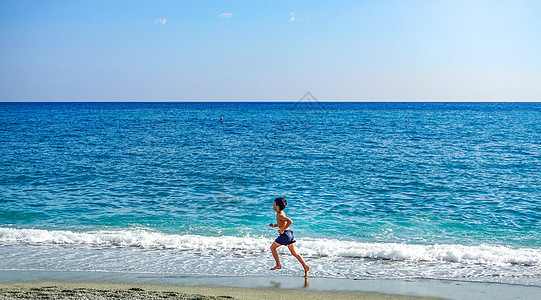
[{"left": 269, "top": 197, "right": 310, "bottom": 277}]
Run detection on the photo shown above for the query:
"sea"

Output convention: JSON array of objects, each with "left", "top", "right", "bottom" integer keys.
[{"left": 1, "top": 102, "right": 540, "bottom": 286}]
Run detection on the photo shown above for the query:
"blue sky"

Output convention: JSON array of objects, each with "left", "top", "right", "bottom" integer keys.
[{"left": 1, "top": 0, "right": 540, "bottom": 101}]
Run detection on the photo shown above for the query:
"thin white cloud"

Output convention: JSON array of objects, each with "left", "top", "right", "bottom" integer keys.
[
  {"left": 290, "top": 11, "right": 295, "bottom": 22},
  {"left": 289, "top": 11, "right": 316, "bottom": 23},
  {"left": 219, "top": 13, "right": 233, "bottom": 19},
  {"left": 154, "top": 18, "right": 167, "bottom": 25}
]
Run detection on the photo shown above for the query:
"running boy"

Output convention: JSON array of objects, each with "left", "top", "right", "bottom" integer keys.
[{"left": 269, "top": 197, "right": 310, "bottom": 277}]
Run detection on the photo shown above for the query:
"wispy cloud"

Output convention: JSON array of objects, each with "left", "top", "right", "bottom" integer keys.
[
  {"left": 219, "top": 13, "right": 233, "bottom": 19},
  {"left": 154, "top": 18, "right": 167, "bottom": 25},
  {"left": 289, "top": 11, "right": 316, "bottom": 23}
]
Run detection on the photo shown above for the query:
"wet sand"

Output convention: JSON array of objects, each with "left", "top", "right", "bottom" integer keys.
[
  {"left": 1, "top": 270, "right": 540, "bottom": 299},
  {"left": 0, "top": 281, "right": 424, "bottom": 300}
]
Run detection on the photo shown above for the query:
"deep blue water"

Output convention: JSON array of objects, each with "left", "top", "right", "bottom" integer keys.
[{"left": 1, "top": 102, "right": 540, "bottom": 283}]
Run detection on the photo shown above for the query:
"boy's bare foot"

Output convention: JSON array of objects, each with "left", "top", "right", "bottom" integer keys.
[
  {"left": 304, "top": 265, "right": 311, "bottom": 277},
  {"left": 270, "top": 265, "right": 282, "bottom": 270}
]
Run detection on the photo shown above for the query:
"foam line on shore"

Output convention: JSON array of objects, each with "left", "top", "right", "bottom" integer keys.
[{"left": 1, "top": 227, "right": 540, "bottom": 267}]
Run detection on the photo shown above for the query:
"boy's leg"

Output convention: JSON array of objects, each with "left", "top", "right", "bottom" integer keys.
[
  {"left": 287, "top": 244, "right": 310, "bottom": 277},
  {"left": 270, "top": 242, "right": 282, "bottom": 270}
]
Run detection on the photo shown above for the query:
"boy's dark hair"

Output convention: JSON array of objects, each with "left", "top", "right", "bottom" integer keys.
[{"left": 274, "top": 197, "right": 287, "bottom": 211}]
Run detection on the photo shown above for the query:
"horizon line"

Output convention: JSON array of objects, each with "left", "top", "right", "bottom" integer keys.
[{"left": 1, "top": 99, "right": 540, "bottom": 103}]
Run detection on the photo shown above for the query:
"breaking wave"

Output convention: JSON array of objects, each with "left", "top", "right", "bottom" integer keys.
[{"left": 1, "top": 227, "right": 540, "bottom": 267}]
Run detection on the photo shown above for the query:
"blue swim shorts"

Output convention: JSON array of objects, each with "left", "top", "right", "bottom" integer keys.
[{"left": 275, "top": 230, "right": 296, "bottom": 245}]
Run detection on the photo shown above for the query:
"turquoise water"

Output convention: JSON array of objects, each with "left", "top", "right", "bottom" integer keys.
[{"left": 1, "top": 102, "right": 540, "bottom": 284}]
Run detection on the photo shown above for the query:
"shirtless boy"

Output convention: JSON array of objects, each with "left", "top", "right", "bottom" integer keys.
[{"left": 269, "top": 197, "right": 310, "bottom": 277}]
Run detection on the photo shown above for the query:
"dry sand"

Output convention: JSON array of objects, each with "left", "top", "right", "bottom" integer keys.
[{"left": 0, "top": 281, "right": 432, "bottom": 300}]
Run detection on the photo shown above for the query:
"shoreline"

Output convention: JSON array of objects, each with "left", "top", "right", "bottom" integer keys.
[
  {"left": 1, "top": 270, "right": 541, "bottom": 299},
  {"left": 0, "top": 281, "right": 417, "bottom": 300}
]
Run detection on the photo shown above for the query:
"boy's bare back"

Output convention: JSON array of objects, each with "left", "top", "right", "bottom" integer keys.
[{"left": 275, "top": 211, "right": 292, "bottom": 234}]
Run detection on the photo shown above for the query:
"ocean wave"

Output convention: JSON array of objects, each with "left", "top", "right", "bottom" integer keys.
[{"left": 1, "top": 227, "right": 539, "bottom": 267}]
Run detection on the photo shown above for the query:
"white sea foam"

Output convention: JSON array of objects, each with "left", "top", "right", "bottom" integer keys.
[{"left": 1, "top": 227, "right": 540, "bottom": 267}]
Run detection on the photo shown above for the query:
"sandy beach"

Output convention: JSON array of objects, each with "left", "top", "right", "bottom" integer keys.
[
  {"left": 1, "top": 270, "right": 541, "bottom": 300},
  {"left": 0, "top": 281, "right": 424, "bottom": 300}
]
